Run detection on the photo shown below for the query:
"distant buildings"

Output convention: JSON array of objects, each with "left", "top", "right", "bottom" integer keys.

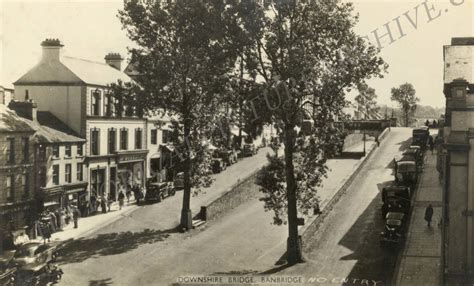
[
  {"left": 0, "top": 86, "right": 14, "bottom": 105},
  {"left": 13, "top": 39, "right": 148, "bottom": 207},
  {"left": 441, "top": 37, "right": 474, "bottom": 284}
]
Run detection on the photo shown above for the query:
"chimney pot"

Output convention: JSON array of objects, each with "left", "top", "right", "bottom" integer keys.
[
  {"left": 105, "top": 52, "right": 123, "bottom": 71},
  {"left": 41, "top": 38, "right": 63, "bottom": 62}
]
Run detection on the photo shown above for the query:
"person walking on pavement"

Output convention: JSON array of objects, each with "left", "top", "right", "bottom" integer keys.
[
  {"left": 118, "top": 190, "right": 125, "bottom": 210},
  {"left": 126, "top": 186, "right": 131, "bottom": 203},
  {"left": 107, "top": 193, "right": 113, "bottom": 212},
  {"left": 72, "top": 206, "right": 80, "bottom": 229},
  {"left": 425, "top": 204, "right": 434, "bottom": 227}
]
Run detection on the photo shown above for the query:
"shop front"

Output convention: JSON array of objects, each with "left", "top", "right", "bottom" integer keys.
[
  {"left": 0, "top": 201, "right": 35, "bottom": 250},
  {"left": 116, "top": 150, "right": 148, "bottom": 191}
]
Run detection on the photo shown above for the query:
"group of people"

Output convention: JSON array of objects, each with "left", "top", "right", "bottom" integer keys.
[
  {"left": 425, "top": 119, "right": 439, "bottom": 128},
  {"left": 117, "top": 184, "right": 145, "bottom": 210}
]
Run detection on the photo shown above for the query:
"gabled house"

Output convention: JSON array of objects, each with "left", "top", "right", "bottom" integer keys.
[{"left": 13, "top": 39, "right": 148, "bottom": 206}]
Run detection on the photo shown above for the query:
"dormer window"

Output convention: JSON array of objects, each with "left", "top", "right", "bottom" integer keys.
[{"left": 91, "top": 90, "right": 101, "bottom": 116}]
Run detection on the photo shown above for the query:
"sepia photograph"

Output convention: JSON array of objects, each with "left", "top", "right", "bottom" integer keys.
[{"left": 0, "top": 0, "right": 473, "bottom": 285}]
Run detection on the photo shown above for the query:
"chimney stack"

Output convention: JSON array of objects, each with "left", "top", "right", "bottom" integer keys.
[
  {"left": 105, "top": 53, "right": 123, "bottom": 71},
  {"left": 8, "top": 100, "right": 38, "bottom": 122},
  {"left": 41, "top": 38, "right": 63, "bottom": 62}
]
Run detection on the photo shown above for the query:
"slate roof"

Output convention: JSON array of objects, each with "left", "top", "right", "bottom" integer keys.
[
  {"left": 14, "top": 56, "right": 132, "bottom": 87},
  {"left": 0, "top": 105, "right": 84, "bottom": 143}
]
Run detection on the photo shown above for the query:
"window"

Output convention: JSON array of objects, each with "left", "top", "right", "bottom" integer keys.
[
  {"left": 104, "top": 93, "right": 111, "bottom": 116},
  {"left": 77, "top": 143, "right": 83, "bottom": 156},
  {"left": 108, "top": 128, "right": 117, "bottom": 154},
  {"left": 52, "top": 145, "right": 59, "bottom": 158},
  {"left": 77, "top": 163, "right": 83, "bottom": 181},
  {"left": 38, "top": 145, "right": 46, "bottom": 161},
  {"left": 91, "top": 90, "right": 101, "bottom": 116},
  {"left": 65, "top": 145, "right": 71, "bottom": 157},
  {"left": 65, "top": 164, "right": 71, "bottom": 183},
  {"left": 39, "top": 167, "right": 47, "bottom": 188},
  {"left": 162, "top": 130, "right": 171, "bottom": 144},
  {"left": 91, "top": 129, "right": 100, "bottom": 155},
  {"left": 53, "top": 165, "right": 59, "bottom": 185},
  {"left": 21, "top": 137, "right": 29, "bottom": 162},
  {"left": 135, "top": 128, "right": 143, "bottom": 149},
  {"left": 90, "top": 169, "right": 105, "bottom": 197},
  {"left": 6, "top": 175, "right": 14, "bottom": 201},
  {"left": 151, "top": 129, "right": 157, "bottom": 145},
  {"left": 22, "top": 172, "right": 29, "bottom": 197},
  {"left": 6, "top": 138, "right": 15, "bottom": 164},
  {"left": 120, "top": 128, "right": 128, "bottom": 150},
  {"left": 455, "top": 88, "right": 465, "bottom": 98}
]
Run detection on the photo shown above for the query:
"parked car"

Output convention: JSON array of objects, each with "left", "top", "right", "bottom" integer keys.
[
  {"left": 215, "top": 149, "right": 238, "bottom": 166},
  {"left": 211, "top": 158, "right": 227, "bottom": 173},
  {"left": 381, "top": 185, "right": 411, "bottom": 218},
  {"left": 145, "top": 181, "right": 175, "bottom": 203},
  {"left": 242, "top": 143, "right": 257, "bottom": 157},
  {"left": 380, "top": 212, "right": 407, "bottom": 246},
  {"left": 0, "top": 260, "right": 16, "bottom": 286},
  {"left": 395, "top": 160, "right": 418, "bottom": 188},
  {"left": 16, "top": 263, "right": 63, "bottom": 286},
  {"left": 173, "top": 172, "right": 184, "bottom": 190},
  {"left": 10, "top": 242, "right": 58, "bottom": 273},
  {"left": 412, "top": 127, "right": 430, "bottom": 150}
]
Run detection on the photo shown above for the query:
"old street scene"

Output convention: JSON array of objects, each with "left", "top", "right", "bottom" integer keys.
[{"left": 0, "top": 0, "right": 473, "bottom": 285}]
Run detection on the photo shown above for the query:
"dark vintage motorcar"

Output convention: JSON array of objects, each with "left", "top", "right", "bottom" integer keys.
[
  {"left": 215, "top": 149, "right": 238, "bottom": 166},
  {"left": 381, "top": 185, "right": 411, "bottom": 217},
  {"left": 10, "top": 242, "right": 58, "bottom": 273},
  {"left": 173, "top": 172, "right": 184, "bottom": 190},
  {"left": 403, "top": 147, "right": 423, "bottom": 168},
  {"left": 380, "top": 212, "right": 407, "bottom": 246},
  {"left": 242, "top": 143, "right": 257, "bottom": 157},
  {"left": 395, "top": 161, "right": 418, "bottom": 188},
  {"left": 211, "top": 158, "right": 227, "bottom": 173},
  {"left": 0, "top": 260, "right": 16, "bottom": 286},
  {"left": 412, "top": 127, "right": 430, "bottom": 150},
  {"left": 15, "top": 263, "right": 63, "bottom": 286},
  {"left": 145, "top": 181, "right": 176, "bottom": 203}
]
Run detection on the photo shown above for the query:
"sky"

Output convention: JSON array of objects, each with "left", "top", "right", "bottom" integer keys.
[{"left": 1, "top": 0, "right": 473, "bottom": 108}]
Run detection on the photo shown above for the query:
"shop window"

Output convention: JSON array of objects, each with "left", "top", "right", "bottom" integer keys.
[
  {"left": 65, "top": 164, "right": 71, "bottom": 183},
  {"left": 108, "top": 129, "right": 117, "bottom": 154},
  {"left": 91, "top": 128, "right": 100, "bottom": 155},
  {"left": 53, "top": 165, "right": 59, "bottom": 185},
  {"left": 91, "top": 169, "right": 105, "bottom": 197},
  {"left": 151, "top": 129, "right": 157, "bottom": 145},
  {"left": 77, "top": 163, "right": 83, "bottom": 181},
  {"left": 77, "top": 143, "right": 83, "bottom": 156},
  {"left": 52, "top": 145, "right": 59, "bottom": 158},
  {"left": 91, "top": 90, "right": 101, "bottom": 116},
  {"left": 6, "top": 175, "right": 14, "bottom": 201},
  {"left": 120, "top": 128, "right": 128, "bottom": 150},
  {"left": 135, "top": 128, "right": 143, "bottom": 149},
  {"left": 65, "top": 145, "right": 72, "bottom": 157},
  {"left": 22, "top": 137, "right": 29, "bottom": 163},
  {"left": 6, "top": 138, "right": 15, "bottom": 164}
]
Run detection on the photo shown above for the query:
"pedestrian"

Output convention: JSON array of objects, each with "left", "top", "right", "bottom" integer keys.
[
  {"left": 107, "top": 193, "right": 113, "bottom": 212},
  {"left": 72, "top": 207, "right": 80, "bottom": 229},
  {"left": 100, "top": 196, "right": 107, "bottom": 214},
  {"left": 126, "top": 187, "right": 131, "bottom": 203},
  {"left": 429, "top": 135, "right": 434, "bottom": 154},
  {"left": 118, "top": 190, "right": 125, "bottom": 210},
  {"left": 425, "top": 204, "right": 434, "bottom": 227}
]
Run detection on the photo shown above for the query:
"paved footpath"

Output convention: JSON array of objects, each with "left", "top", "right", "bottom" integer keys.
[{"left": 395, "top": 150, "right": 443, "bottom": 286}]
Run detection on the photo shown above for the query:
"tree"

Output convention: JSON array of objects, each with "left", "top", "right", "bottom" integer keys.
[
  {"left": 242, "top": 0, "right": 386, "bottom": 264},
  {"left": 355, "top": 83, "right": 378, "bottom": 120},
  {"left": 391, "top": 83, "right": 419, "bottom": 127},
  {"left": 119, "top": 0, "right": 240, "bottom": 230}
]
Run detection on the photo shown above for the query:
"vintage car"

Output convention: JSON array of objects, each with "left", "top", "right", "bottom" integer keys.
[
  {"left": 403, "top": 147, "right": 423, "bottom": 168},
  {"left": 10, "top": 242, "right": 58, "bottom": 273},
  {"left": 215, "top": 149, "right": 238, "bottom": 166},
  {"left": 381, "top": 185, "right": 411, "bottom": 217},
  {"left": 380, "top": 212, "right": 407, "bottom": 246},
  {"left": 145, "top": 181, "right": 176, "bottom": 202},
  {"left": 395, "top": 161, "right": 418, "bottom": 187},
  {"left": 173, "top": 172, "right": 184, "bottom": 190},
  {"left": 412, "top": 127, "right": 430, "bottom": 149},
  {"left": 242, "top": 143, "right": 257, "bottom": 157},
  {"left": 211, "top": 158, "right": 227, "bottom": 173},
  {"left": 0, "top": 260, "right": 16, "bottom": 286}
]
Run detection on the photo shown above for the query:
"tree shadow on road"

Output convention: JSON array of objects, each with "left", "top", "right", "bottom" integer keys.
[
  {"left": 57, "top": 227, "right": 179, "bottom": 264},
  {"left": 397, "top": 138, "right": 412, "bottom": 152}
]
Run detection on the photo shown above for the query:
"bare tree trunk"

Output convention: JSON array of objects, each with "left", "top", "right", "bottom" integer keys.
[
  {"left": 284, "top": 124, "right": 303, "bottom": 264},
  {"left": 180, "top": 118, "right": 192, "bottom": 231}
]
